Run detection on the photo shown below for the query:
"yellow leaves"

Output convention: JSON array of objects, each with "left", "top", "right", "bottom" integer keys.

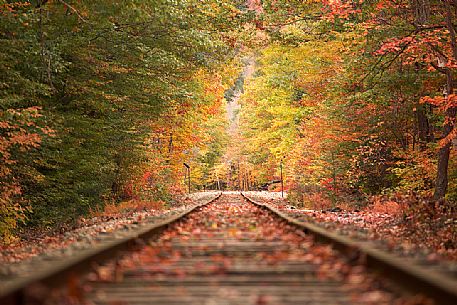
[
  {"left": 109, "top": 65, "right": 131, "bottom": 74},
  {"left": 228, "top": 228, "right": 238, "bottom": 237},
  {"left": 270, "top": 119, "right": 290, "bottom": 130},
  {"left": 134, "top": 65, "right": 231, "bottom": 194},
  {"left": 238, "top": 38, "right": 352, "bottom": 187},
  {"left": 101, "top": 93, "right": 128, "bottom": 104}
]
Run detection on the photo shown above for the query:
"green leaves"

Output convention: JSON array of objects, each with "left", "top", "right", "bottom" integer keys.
[{"left": 0, "top": 0, "right": 243, "bottom": 239}]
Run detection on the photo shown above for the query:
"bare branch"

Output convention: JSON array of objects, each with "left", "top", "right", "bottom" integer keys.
[
  {"left": 56, "top": 0, "right": 89, "bottom": 23},
  {"left": 430, "top": 61, "right": 447, "bottom": 74}
]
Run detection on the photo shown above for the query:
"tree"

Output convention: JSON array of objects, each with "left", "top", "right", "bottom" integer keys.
[
  {"left": 320, "top": 0, "right": 457, "bottom": 200},
  {"left": 0, "top": 0, "right": 245, "bottom": 240}
]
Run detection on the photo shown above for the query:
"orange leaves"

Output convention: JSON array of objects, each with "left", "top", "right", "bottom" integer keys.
[
  {"left": 438, "top": 128, "right": 457, "bottom": 148},
  {"left": 420, "top": 95, "right": 444, "bottom": 107},
  {"left": 0, "top": 107, "right": 53, "bottom": 156},
  {"left": 0, "top": 107, "right": 53, "bottom": 243},
  {"left": 420, "top": 94, "right": 457, "bottom": 109},
  {"left": 8, "top": 132, "right": 42, "bottom": 149},
  {"left": 322, "top": 0, "right": 362, "bottom": 21},
  {"left": 126, "top": 67, "right": 228, "bottom": 198},
  {"left": 420, "top": 95, "right": 457, "bottom": 148},
  {"left": 374, "top": 37, "right": 414, "bottom": 56},
  {"left": 0, "top": 2, "right": 31, "bottom": 16},
  {"left": 247, "top": 0, "right": 263, "bottom": 13}
]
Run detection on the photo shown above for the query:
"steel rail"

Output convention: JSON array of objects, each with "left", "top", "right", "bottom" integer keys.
[
  {"left": 241, "top": 192, "right": 457, "bottom": 305},
  {"left": 0, "top": 193, "right": 222, "bottom": 305}
]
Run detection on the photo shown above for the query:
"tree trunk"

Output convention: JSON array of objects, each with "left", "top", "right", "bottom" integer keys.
[
  {"left": 416, "top": 104, "right": 431, "bottom": 150},
  {"left": 433, "top": 0, "right": 457, "bottom": 200},
  {"left": 434, "top": 106, "right": 457, "bottom": 199},
  {"left": 433, "top": 62, "right": 456, "bottom": 199},
  {"left": 411, "top": 0, "right": 430, "bottom": 25},
  {"left": 168, "top": 133, "right": 173, "bottom": 153}
]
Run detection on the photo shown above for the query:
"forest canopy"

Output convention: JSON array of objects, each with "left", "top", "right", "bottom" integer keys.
[
  {"left": 0, "top": 0, "right": 246, "bottom": 241},
  {"left": 235, "top": 0, "right": 457, "bottom": 209},
  {"left": 1, "top": 0, "right": 457, "bottom": 242}
]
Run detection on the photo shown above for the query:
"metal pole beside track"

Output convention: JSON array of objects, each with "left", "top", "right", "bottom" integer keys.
[
  {"left": 280, "top": 159, "right": 284, "bottom": 198},
  {"left": 183, "top": 162, "right": 190, "bottom": 194}
]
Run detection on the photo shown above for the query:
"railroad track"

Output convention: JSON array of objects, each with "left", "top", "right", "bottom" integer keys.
[{"left": 1, "top": 193, "right": 456, "bottom": 305}]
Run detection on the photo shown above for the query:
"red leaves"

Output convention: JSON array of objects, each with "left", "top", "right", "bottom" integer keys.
[
  {"left": 1, "top": 107, "right": 54, "bottom": 243},
  {"left": 0, "top": 1, "right": 31, "bottom": 16},
  {"left": 374, "top": 37, "right": 414, "bottom": 56},
  {"left": 420, "top": 94, "right": 457, "bottom": 109},
  {"left": 113, "top": 196, "right": 337, "bottom": 283},
  {"left": 81, "top": 194, "right": 424, "bottom": 305},
  {"left": 247, "top": 0, "right": 263, "bottom": 14},
  {"left": 321, "top": 0, "right": 362, "bottom": 21},
  {"left": 288, "top": 195, "right": 456, "bottom": 260}
]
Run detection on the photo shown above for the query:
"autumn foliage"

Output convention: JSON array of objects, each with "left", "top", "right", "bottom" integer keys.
[
  {"left": 236, "top": 0, "right": 457, "bottom": 211},
  {"left": 0, "top": 107, "right": 52, "bottom": 242},
  {"left": 1, "top": 0, "right": 457, "bottom": 243},
  {"left": 0, "top": 0, "right": 243, "bottom": 242}
]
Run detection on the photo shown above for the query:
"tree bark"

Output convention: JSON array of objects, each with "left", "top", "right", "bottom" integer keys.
[
  {"left": 168, "top": 133, "right": 173, "bottom": 154},
  {"left": 433, "top": 0, "right": 457, "bottom": 200},
  {"left": 416, "top": 104, "right": 431, "bottom": 150},
  {"left": 434, "top": 106, "right": 457, "bottom": 199},
  {"left": 411, "top": 0, "right": 430, "bottom": 25}
]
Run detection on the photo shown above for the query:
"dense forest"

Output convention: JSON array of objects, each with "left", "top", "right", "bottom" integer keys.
[
  {"left": 237, "top": 0, "right": 457, "bottom": 209},
  {"left": 0, "top": 0, "right": 246, "bottom": 241},
  {"left": 239, "top": 0, "right": 457, "bottom": 208},
  {"left": 1, "top": 0, "right": 457, "bottom": 243}
]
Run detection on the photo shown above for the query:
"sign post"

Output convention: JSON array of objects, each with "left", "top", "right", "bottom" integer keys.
[
  {"left": 183, "top": 163, "right": 190, "bottom": 194},
  {"left": 280, "top": 158, "right": 284, "bottom": 198}
]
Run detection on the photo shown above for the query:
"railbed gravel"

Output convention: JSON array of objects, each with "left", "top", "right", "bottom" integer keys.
[
  {"left": 242, "top": 191, "right": 457, "bottom": 280},
  {"left": 0, "top": 192, "right": 220, "bottom": 285}
]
